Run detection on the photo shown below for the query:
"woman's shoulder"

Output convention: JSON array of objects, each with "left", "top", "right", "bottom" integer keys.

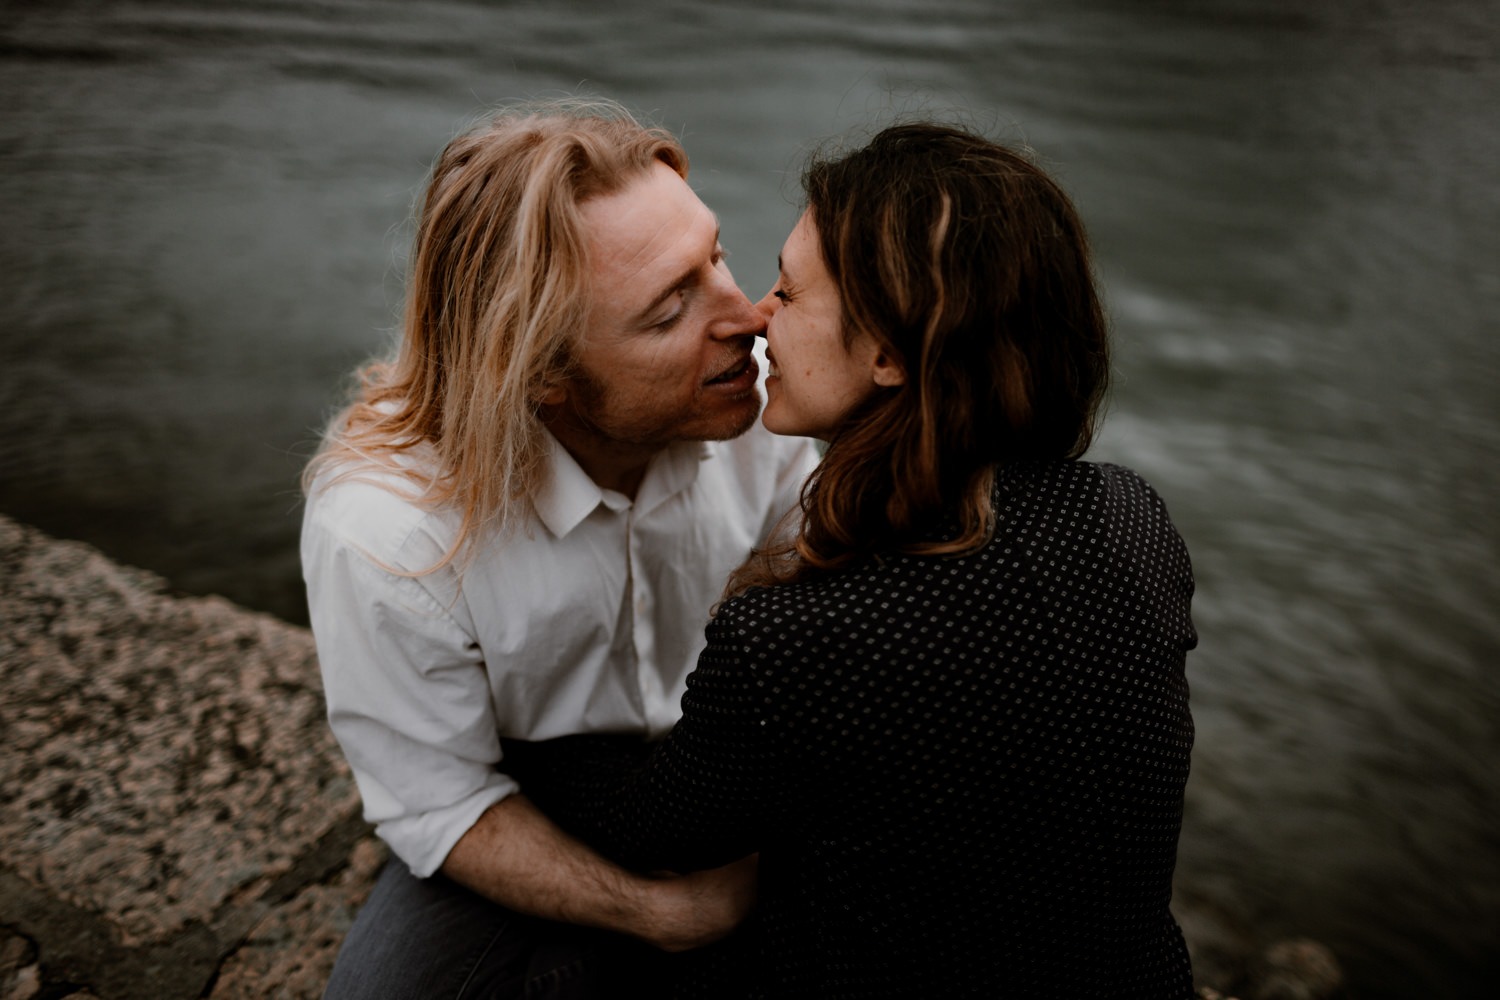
[
  {"left": 996, "top": 459, "right": 1177, "bottom": 527},
  {"left": 706, "top": 461, "right": 1182, "bottom": 636},
  {"left": 992, "top": 460, "right": 1192, "bottom": 599},
  {"left": 706, "top": 564, "right": 885, "bottom": 655},
  {"left": 998, "top": 457, "right": 1156, "bottom": 497},
  {"left": 713, "top": 572, "right": 836, "bottom": 629}
]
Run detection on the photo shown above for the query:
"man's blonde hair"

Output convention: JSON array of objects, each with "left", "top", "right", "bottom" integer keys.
[{"left": 304, "top": 99, "right": 688, "bottom": 569}]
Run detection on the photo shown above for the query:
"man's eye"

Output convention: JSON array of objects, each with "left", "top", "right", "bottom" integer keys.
[{"left": 654, "top": 309, "right": 685, "bottom": 331}]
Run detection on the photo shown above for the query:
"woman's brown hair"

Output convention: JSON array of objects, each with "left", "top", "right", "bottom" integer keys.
[{"left": 728, "top": 122, "right": 1109, "bottom": 596}]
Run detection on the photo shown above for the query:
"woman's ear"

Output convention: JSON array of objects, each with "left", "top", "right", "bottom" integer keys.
[
  {"left": 537, "top": 383, "right": 568, "bottom": 406},
  {"left": 871, "top": 351, "right": 907, "bottom": 387}
]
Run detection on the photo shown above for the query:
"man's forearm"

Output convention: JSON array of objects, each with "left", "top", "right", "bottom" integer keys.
[
  {"left": 442, "top": 794, "right": 641, "bottom": 927},
  {"left": 439, "top": 793, "right": 755, "bottom": 952}
]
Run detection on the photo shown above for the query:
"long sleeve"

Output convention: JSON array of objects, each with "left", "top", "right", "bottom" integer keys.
[{"left": 301, "top": 482, "right": 517, "bottom": 877}]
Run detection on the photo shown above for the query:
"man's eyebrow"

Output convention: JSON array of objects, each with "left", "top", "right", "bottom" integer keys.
[{"left": 633, "top": 223, "right": 722, "bottom": 324}]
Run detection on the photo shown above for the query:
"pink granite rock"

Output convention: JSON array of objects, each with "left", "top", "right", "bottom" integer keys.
[
  {"left": 0, "top": 515, "right": 370, "bottom": 999},
  {"left": 1243, "top": 938, "right": 1345, "bottom": 1000},
  {"left": 1, "top": 927, "right": 41, "bottom": 1000},
  {"left": 208, "top": 837, "right": 386, "bottom": 1000}
]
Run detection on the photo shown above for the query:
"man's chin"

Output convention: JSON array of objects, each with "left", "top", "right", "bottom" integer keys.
[
  {"left": 682, "top": 397, "right": 763, "bottom": 443},
  {"left": 720, "top": 399, "right": 765, "bottom": 441}
]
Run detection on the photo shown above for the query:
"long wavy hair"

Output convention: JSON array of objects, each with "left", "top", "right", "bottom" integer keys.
[
  {"left": 303, "top": 99, "right": 687, "bottom": 571},
  {"left": 727, "top": 122, "right": 1109, "bottom": 597}
]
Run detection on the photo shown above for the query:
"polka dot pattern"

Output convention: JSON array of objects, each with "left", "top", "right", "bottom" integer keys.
[{"left": 519, "top": 460, "right": 1198, "bottom": 998}]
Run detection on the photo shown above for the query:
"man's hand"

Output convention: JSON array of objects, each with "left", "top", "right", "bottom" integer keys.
[
  {"left": 634, "top": 854, "right": 759, "bottom": 952},
  {"left": 441, "top": 796, "right": 756, "bottom": 952}
]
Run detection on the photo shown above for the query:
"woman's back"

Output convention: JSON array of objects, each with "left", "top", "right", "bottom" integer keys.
[{"left": 693, "top": 459, "right": 1195, "bottom": 997}]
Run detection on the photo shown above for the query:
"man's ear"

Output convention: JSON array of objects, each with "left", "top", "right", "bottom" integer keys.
[{"left": 871, "top": 351, "right": 906, "bottom": 387}]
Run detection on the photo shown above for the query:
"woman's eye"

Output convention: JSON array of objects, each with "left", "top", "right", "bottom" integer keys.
[{"left": 773, "top": 289, "right": 791, "bottom": 304}]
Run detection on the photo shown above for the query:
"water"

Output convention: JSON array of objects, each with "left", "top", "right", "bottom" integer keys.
[{"left": 2, "top": 1, "right": 1496, "bottom": 995}]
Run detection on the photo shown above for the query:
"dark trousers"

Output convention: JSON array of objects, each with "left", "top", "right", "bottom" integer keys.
[{"left": 323, "top": 859, "right": 672, "bottom": 999}]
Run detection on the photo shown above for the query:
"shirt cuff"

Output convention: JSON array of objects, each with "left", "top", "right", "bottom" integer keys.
[{"left": 376, "top": 775, "right": 520, "bottom": 878}]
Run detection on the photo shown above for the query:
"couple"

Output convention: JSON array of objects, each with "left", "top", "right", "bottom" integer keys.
[{"left": 301, "top": 99, "right": 1197, "bottom": 998}]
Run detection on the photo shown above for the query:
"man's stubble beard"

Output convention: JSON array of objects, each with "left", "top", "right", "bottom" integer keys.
[{"left": 566, "top": 367, "right": 762, "bottom": 450}]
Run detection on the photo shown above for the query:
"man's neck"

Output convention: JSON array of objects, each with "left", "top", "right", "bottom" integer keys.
[{"left": 542, "top": 416, "right": 659, "bottom": 499}]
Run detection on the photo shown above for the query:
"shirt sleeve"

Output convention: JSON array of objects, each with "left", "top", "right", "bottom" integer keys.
[
  {"left": 517, "top": 611, "right": 776, "bottom": 874},
  {"left": 301, "top": 485, "right": 517, "bottom": 877}
]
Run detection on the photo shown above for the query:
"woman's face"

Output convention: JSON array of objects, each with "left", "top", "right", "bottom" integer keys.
[{"left": 754, "top": 211, "right": 903, "bottom": 440}]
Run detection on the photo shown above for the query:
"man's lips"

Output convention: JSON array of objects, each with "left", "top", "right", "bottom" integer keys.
[{"left": 704, "top": 355, "right": 757, "bottom": 386}]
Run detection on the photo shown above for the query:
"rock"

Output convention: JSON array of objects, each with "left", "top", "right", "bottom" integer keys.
[
  {"left": 1175, "top": 883, "right": 1256, "bottom": 992},
  {"left": 1242, "top": 938, "right": 1345, "bottom": 1000},
  {"left": 0, "top": 515, "right": 375, "bottom": 999},
  {"left": 1, "top": 927, "right": 42, "bottom": 1000},
  {"left": 208, "top": 837, "right": 386, "bottom": 999},
  {"left": 1174, "top": 875, "right": 1347, "bottom": 1000}
]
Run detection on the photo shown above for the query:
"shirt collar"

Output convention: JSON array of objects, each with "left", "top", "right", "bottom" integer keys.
[
  {"left": 636, "top": 440, "right": 712, "bottom": 517},
  {"left": 532, "top": 430, "right": 710, "bottom": 538}
]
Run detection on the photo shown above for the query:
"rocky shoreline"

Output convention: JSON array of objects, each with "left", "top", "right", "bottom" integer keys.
[{"left": 0, "top": 514, "right": 1342, "bottom": 999}]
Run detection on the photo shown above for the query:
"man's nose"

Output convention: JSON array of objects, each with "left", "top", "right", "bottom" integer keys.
[
  {"left": 709, "top": 272, "right": 768, "bottom": 339},
  {"left": 753, "top": 287, "right": 781, "bottom": 320}
]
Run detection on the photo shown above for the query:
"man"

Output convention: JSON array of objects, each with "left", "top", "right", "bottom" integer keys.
[{"left": 300, "top": 100, "right": 819, "bottom": 997}]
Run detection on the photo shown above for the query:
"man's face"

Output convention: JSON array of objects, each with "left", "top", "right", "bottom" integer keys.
[{"left": 558, "top": 162, "right": 764, "bottom": 453}]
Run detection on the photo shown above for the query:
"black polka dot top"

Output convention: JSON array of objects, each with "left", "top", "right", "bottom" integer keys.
[{"left": 514, "top": 460, "right": 1198, "bottom": 998}]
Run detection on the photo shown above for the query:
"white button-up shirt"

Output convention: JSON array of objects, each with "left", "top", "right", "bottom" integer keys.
[{"left": 301, "top": 421, "right": 818, "bottom": 876}]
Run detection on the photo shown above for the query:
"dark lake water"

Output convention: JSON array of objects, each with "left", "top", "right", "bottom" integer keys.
[{"left": 2, "top": 1, "right": 1496, "bottom": 995}]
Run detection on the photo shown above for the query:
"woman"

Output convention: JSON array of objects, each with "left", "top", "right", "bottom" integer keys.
[{"left": 517, "top": 122, "right": 1198, "bottom": 998}]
